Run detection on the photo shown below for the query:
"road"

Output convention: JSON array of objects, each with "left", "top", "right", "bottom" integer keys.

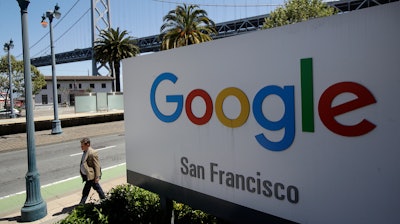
[{"left": 0, "top": 133, "right": 125, "bottom": 198}]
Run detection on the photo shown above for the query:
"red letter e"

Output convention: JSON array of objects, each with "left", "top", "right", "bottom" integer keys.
[{"left": 318, "top": 82, "right": 376, "bottom": 136}]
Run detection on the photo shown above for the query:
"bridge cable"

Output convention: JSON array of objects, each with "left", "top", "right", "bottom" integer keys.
[
  {"left": 151, "top": 0, "right": 281, "bottom": 7},
  {"left": 17, "top": 0, "right": 81, "bottom": 58},
  {"left": 32, "top": 8, "right": 90, "bottom": 58}
]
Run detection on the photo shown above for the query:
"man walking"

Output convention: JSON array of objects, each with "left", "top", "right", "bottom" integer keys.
[{"left": 79, "top": 137, "right": 105, "bottom": 204}]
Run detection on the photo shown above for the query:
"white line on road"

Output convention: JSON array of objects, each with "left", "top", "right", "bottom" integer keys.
[
  {"left": 69, "top": 145, "right": 116, "bottom": 157},
  {"left": 0, "top": 163, "right": 126, "bottom": 200}
]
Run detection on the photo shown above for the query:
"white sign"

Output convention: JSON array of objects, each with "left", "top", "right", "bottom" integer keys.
[{"left": 123, "top": 3, "right": 400, "bottom": 223}]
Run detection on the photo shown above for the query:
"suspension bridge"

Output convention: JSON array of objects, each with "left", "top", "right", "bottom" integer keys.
[{"left": 29, "top": 0, "right": 397, "bottom": 75}]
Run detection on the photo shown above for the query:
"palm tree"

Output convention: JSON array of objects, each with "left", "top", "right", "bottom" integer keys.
[
  {"left": 160, "top": 4, "right": 217, "bottom": 50},
  {"left": 94, "top": 27, "right": 140, "bottom": 92}
]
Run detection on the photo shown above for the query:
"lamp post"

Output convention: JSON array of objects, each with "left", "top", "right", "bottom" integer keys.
[
  {"left": 16, "top": 0, "right": 47, "bottom": 221},
  {"left": 41, "top": 4, "right": 62, "bottom": 134},
  {"left": 3, "top": 39, "right": 16, "bottom": 118}
]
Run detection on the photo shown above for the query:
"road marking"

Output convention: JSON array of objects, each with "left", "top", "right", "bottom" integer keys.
[
  {"left": 69, "top": 145, "right": 116, "bottom": 156},
  {"left": 0, "top": 163, "right": 126, "bottom": 200}
]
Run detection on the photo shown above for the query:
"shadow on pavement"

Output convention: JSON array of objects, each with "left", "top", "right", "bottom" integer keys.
[
  {"left": 0, "top": 215, "right": 20, "bottom": 222},
  {"left": 52, "top": 204, "right": 77, "bottom": 217}
]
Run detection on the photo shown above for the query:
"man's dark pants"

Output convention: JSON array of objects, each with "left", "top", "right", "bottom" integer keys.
[{"left": 79, "top": 175, "right": 105, "bottom": 204}]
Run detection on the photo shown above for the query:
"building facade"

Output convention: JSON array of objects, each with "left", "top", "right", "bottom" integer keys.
[{"left": 35, "top": 76, "right": 114, "bottom": 106}]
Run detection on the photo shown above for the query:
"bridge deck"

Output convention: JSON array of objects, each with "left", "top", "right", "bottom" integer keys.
[{"left": 31, "top": 0, "right": 398, "bottom": 67}]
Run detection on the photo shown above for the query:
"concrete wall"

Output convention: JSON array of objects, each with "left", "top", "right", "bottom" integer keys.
[{"left": 0, "top": 112, "right": 124, "bottom": 136}]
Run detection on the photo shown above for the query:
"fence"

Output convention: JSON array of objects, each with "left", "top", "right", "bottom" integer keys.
[{"left": 75, "top": 92, "right": 123, "bottom": 113}]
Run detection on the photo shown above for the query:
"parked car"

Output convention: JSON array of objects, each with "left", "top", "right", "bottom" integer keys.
[{"left": 0, "top": 108, "right": 21, "bottom": 118}]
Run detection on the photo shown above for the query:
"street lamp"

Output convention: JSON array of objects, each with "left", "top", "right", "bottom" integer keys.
[
  {"left": 16, "top": 0, "right": 47, "bottom": 221},
  {"left": 41, "top": 4, "right": 62, "bottom": 134},
  {"left": 3, "top": 39, "right": 16, "bottom": 118}
]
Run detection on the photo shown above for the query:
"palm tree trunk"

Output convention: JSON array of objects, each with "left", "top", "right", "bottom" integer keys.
[
  {"left": 115, "top": 61, "right": 121, "bottom": 92},
  {"left": 109, "top": 61, "right": 115, "bottom": 92}
]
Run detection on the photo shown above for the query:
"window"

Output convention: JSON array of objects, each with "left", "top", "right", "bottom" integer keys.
[
  {"left": 101, "top": 83, "right": 106, "bottom": 88},
  {"left": 42, "top": 84, "right": 47, "bottom": 89},
  {"left": 90, "top": 83, "right": 95, "bottom": 88},
  {"left": 69, "top": 94, "right": 75, "bottom": 106},
  {"left": 57, "top": 84, "right": 61, "bottom": 89},
  {"left": 78, "top": 84, "right": 82, "bottom": 89},
  {"left": 42, "top": 95, "right": 48, "bottom": 104},
  {"left": 58, "top": 94, "right": 62, "bottom": 104},
  {"left": 69, "top": 84, "right": 73, "bottom": 89}
]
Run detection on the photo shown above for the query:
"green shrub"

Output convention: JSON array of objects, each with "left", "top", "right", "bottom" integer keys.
[
  {"left": 101, "top": 184, "right": 162, "bottom": 223},
  {"left": 57, "top": 203, "right": 107, "bottom": 224},
  {"left": 58, "top": 184, "right": 227, "bottom": 224},
  {"left": 174, "top": 203, "right": 224, "bottom": 224}
]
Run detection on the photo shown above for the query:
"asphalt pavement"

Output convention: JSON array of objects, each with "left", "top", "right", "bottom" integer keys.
[
  {"left": 0, "top": 106, "right": 127, "bottom": 223},
  {"left": 0, "top": 106, "right": 125, "bottom": 152}
]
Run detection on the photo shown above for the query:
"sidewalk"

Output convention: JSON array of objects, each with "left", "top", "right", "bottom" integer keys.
[
  {"left": 0, "top": 175, "right": 127, "bottom": 224},
  {"left": 0, "top": 110, "right": 127, "bottom": 223},
  {"left": 0, "top": 109, "right": 124, "bottom": 152}
]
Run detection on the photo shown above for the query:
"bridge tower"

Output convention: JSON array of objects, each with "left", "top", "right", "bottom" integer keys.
[{"left": 91, "top": 0, "right": 111, "bottom": 76}]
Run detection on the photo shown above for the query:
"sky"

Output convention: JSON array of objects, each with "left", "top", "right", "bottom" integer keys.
[{"left": 0, "top": 0, "right": 284, "bottom": 77}]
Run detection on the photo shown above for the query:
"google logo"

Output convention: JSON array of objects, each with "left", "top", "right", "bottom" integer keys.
[{"left": 150, "top": 58, "right": 377, "bottom": 151}]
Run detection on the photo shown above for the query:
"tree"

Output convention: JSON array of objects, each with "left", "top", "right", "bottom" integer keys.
[
  {"left": 262, "top": 0, "right": 337, "bottom": 29},
  {"left": 0, "top": 55, "right": 46, "bottom": 108},
  {"left": 94, "top": 27, "right": 140, "bottom": 92},
  {"left": 160, "top": 4, "right": 217, "bottom": 50}
]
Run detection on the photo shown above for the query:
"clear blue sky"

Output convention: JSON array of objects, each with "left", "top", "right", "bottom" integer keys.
[{"left": 0, "top": 0, "right": 282, "bottom": 76}]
